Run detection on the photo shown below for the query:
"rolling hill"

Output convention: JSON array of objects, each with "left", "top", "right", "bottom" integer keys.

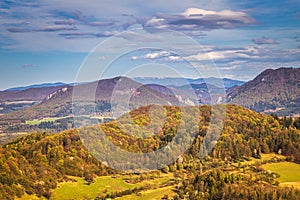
[
  {"left": 227, "top": 67, "right": 300, "bottom": 116},
  {"left": 0, "top": 104, "right": 300, "bottom": 199},
  {"left": 0, "top": 77, "right": 193, "bottom": 120},
  {"left": 0, "top": 85, "right": 67, "bottom": 103},
  {"left": 0, "top": 85, "right": 70, "bottom": 114}
]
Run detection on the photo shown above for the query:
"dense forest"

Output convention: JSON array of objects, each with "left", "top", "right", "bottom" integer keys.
[{"left": 0, "top": 105, "right": 300, "bottom": 199}]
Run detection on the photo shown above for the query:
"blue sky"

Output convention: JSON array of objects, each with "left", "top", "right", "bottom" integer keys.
[{"left": 0, "top": 0, "right": 299, "bottom": 90}]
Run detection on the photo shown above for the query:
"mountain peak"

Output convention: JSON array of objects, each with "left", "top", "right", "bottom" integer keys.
[{"left": 227, "top": 67, "right": 300, "bottom": 115}]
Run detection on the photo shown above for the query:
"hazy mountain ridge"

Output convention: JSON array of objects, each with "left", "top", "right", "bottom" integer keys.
[
  {"left": 4, "top": 82, "right": 68, "bottom": 92},
  {"left": 0, "top": 86, "right": 68, "bottom": 103},
  {"left": 0, "top": 77, "right": 192, "bottom": 120},
  {"left": 0, "top": 85, "right": 70, "bottom": 114},
  {"left": 133, "top": 77, "right": 244, "bottom": 89},
  {"left": 1, "top": 67, "right": 299, "bottom": 119}
]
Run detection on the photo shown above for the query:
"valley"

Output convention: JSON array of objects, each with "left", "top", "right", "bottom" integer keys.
[
  {"left": 0, "top": 68, "right": 299, "bottom": 199},
  {"left": 0, "top": 104, "right": 300, "bottom": 199},
  {"left": 1, "top": 68, "right": 299, "bottom": 144},
  {"left": 1, "top": 0, "right": 300, "bottom": 199}
]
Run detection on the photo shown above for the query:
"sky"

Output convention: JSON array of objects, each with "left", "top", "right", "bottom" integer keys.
[{"left": 0, "top": 0, "right": 300, "bottom": 90}]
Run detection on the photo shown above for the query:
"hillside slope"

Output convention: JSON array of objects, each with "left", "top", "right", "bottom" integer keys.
[
  {"left": 0, "top": 105, "right": 300, "bottom": 199},
  {"left": 227, "top": 67, "right": 300, "bottom": 115},
  {"left": 0, "top": 86, "right": 67, "bottom": 102},
  {"left": 0, "top": 77, "right": 190, "bottom": 120}
]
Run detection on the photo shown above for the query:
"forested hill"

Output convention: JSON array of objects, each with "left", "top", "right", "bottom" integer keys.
[
  {"left": 227, "top": 67, "right": 300, "bottom": 115},
  {"left": 0, "top": 104, "right": 300, "bottom": 199}
]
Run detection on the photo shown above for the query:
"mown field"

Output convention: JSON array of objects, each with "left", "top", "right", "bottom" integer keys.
[
  {"left": 25, "top": 117, "right": 61, "bottom": 125},
  {"left": 263, "top": 162, "right": 300, "bottom": 188},
  {"left": 52, "top": 176, "right": 138, "bottom": 200},
  {"left": 51, "top": 173, "right": 174, "bottom": 200},
  {"left": 116, "top": 185, "right": 175, "bottom": 200},
  {"left": 15, "top": 173, "right": 175, "bottom": 200}
]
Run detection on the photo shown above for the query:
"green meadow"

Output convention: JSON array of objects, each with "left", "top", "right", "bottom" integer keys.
[
  {"left": 263, "top": 162, "right": 300, "bottom": 188},
  {"left": 25, "top": 117, "right": 60, "bottom": 125},
  {"left": 51, "top": 174, "right": 174, "bottom": 200}
]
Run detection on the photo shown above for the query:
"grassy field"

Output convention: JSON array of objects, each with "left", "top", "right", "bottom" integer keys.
[
  {"left": 232, "top": 153, "right": 286, "bottom": 167},
  {"left": 116, "top": 185, "right": 175, "bottom": 200},
  {"left": 51, "top": 176, "right": 140, "bottom": 200},
  {"left": 51, "top": 174, "right": 174, "bottom": 200},
  {"left": 260, "top": 153, "right": 286, "bottom": 161},
  {"left": 263, "top": 162, "right": 300, "bottom": 188},
  {"left": 26, "top": 117, "right": 60, "bottom": 125}
]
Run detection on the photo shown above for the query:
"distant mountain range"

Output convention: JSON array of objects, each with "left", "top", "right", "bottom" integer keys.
[
  {"left": 0, "top": 77, "right": 242, "bottom": 103},
  {"left": 0, "top": 68, "right": 299, "bottom": 118},
  {"left": 0, "top": 76, "right": 240, "bottom": 116},
  {"left": 133, "top": 77, "right": 244, "bottom": 89},
  {"left": 3, "top": 77, "right": 244, "bottom": 92},
  {"left": 1, "top": 77, "right": 195, "bottom": 120},
  {"left": 0, "top": 85, "right": 67, "bottom": 102},
  {"left": 4, "top": 82, "right": 68, "bottom": 91}
]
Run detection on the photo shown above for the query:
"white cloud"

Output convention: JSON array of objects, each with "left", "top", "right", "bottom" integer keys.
[
  {"left": 166, "top": 55, "right": 183, "bottom": 61},
  {"left": 129, "top": 45, "right": 300, "bottom": 71},
  {"left": 186, "top": 51, "right": 225, "bottom": 61},
  {"left": 144, "top": 8, "right": 256, "bottom": 31},
  {"left": 1, "top": 2, "right": 256, "bottom": 51},
  {"left": 182, "top": 8, "right": 217, "bottom": 16},
  {"left": 145, "top": 51, "right": 171, "bottom": 59},
  {"left": 185, "top": 46, "right": 260, "bottom": 62},
  {"left": 131, "top": 50, "right": 173, "bottom": 60}
]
